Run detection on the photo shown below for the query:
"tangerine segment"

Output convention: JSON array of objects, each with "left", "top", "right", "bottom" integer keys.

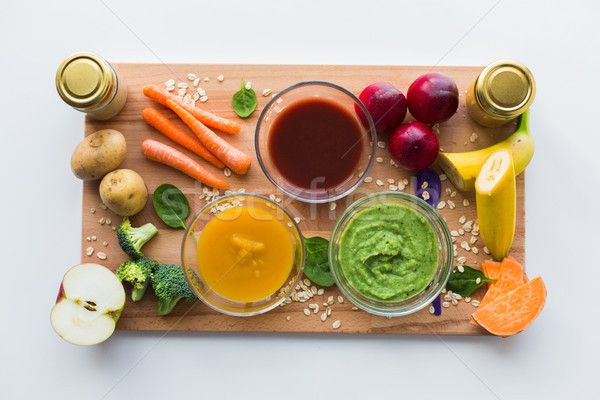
[
  {"left": 478, "top": 256, "right": 525, "bottom": 309},
  {"left": 481, "top": 260, "right": 502, "bottom": 288},
  {"left": 472, "top": 276, "right": 546, "bottom": 336}
]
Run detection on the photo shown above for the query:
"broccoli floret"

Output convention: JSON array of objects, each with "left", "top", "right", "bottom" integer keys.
[
  {"left": 117, "top": 218, "right": 158, "bottom": 259},
  {"left": 115, "top": 257, "right": 159, "bottom": 301},
  {"left": 151, "top": 263, "right": 196, "bottom": 316}
]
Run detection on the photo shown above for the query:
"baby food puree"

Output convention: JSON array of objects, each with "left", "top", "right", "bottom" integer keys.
[
  {"left": 197, "top": 206, "right": 294, "bottom": 302},
  {"left": 339, "top": 204, "right": 438, "bottom": 301}
]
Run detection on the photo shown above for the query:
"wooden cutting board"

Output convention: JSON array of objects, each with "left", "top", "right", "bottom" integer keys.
[{"left": 81, "top": 63, "right": 524, "bottom": 335}]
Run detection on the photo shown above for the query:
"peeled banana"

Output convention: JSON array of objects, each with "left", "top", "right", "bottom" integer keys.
[
  {"left": 475, "top": 150, "right": 516, "bottom": 261},
  {"left": 437, "top": 110, "right": 533, "bottom": 191}
]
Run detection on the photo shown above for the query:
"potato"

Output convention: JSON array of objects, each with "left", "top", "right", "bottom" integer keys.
[
  {"left": 71, "top": 129, "right": 126, "bottom": 180},
  {"left": 99, "top": 169, "right": 148, "bottom": 217}
]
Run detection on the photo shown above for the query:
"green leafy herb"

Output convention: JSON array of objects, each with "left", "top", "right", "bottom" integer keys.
[
  {"left": 232, "top": 79, "right": 257, "bottom": 118},
  {"left": 152, "top": 184, "right": 190, "bottom": 229},
  {"left": 446, "top": 265, "right": 496, "bottom": 297},
  {"left": 303, "top": 236, "right": 334, "bottom": 287}
]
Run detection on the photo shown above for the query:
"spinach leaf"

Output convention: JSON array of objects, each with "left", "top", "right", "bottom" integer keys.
[
  {"left": 303, "top": 236, "right": 334, "bottom": 287},
  {"left": 232, "top": 79, "right": 257, "bottom": 118},
  {"left": 446, "top": 265, "right": 496, "bottom": 297},
  {"left": 152, "top": 184, "right": 190, "bottom": 229}
]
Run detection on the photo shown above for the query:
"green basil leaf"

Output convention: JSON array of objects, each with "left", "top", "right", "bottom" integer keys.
[
  {"left": 232, "top": 79, "right": 257, "bottom": 118},
  {"left": 446, "top": 265, "right": 496, "bottom": 297},
  {"left": 152, "top": 184, "right": 190, "bottom": 229},
  {"left": 303, "top": 236, "right": 335, "bottom": 287}
]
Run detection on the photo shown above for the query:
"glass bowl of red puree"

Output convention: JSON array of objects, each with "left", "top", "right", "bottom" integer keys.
[
  {"left": 329, "top": 192, "right": 453, "bottom": 317},
  {"left": 255, "top": 81, "right": 376, "bottom": 203},
  {"left": 181, "top": 194, "right": 305, "bottom": 316}
]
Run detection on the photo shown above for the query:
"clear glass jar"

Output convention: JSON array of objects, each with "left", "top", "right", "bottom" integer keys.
[
  {"left": 56, "top": 52, "right": 128, "bottom": 120},
  {"left": 466, "top": 60, "right": 535, "bottom": 127}
]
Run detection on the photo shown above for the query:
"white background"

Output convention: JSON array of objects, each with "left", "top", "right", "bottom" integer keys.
[{"left": 1, "top": 0, "right": 599, "bottom": 399}]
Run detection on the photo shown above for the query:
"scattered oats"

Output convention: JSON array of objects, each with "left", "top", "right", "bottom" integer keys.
[
  {"left": 436, "top": 201, "right": 446, "bottom": 210},
  {"left": 269, "top": 194, "right": 277, "bottom": 201},
  {"left": 275, "top": 197, "right": 281, "bottom": 203},
  {"left": 471, "top": 299, "right": 480, "bottom": 307},
  {"left": 470, "top": 236, "right": 478, "bottom": 244},
  {"left": 442, "top": 301, "right": 450, "bottom": 308},
  {"left": 287, "top": 222, "right": 292, "bottom": 228},
  {"left": 327, "top": 296, "right": 334, "bottom": 305},
  {"left": 320, "top": 312, "right": 327, "bottom": 322},
  {"left": 483, "top": 246, "right": 490, "bottom": 255},
  {"left": 472, "top": 247, "right": 479, "bottom": 255},
  {"left": 238, "top": 188, "right": 246, "bottom": 193},
  {"left": 303, "top": 278, "right": 311, "bottom": 286},
  {"left": 178, "top": 88, "right": 187, "bottom": 97},
  {"left": 352, "top": 307, "right": 359, "bottom": 311},
  {"left": 445, "top": 188, "right": 452, "bottom": 195},
  {"left": 166, "top": 86, "right": 175, "bottom": 92},
  {"left": 183, "top": 94, "right": 193, "bottom": 104},
  {"left": 390, "top": 159, "right": 398, "bottom": 167},
  {"left": 450, "top": 191, "right": 457, "bottom": 198},
  {"left": 457, "top": 256, "right": 467, "bottom": 264},
  {"left": 403, "top": 178, "right": 409, "bottom": 185},
  {"left": 421, "top": 181, "right": 428, "bottom": 189},
  {"left": 432, "top": 123, "right": 440, "bottom": 135},
  {"left": 457, "top": 265, "right": 465, "bottom": 273},
  {"left": 327, "top": 306, "right": 332, "bottom": 316},
  {"left": 311, "top": 286, "right": 318, "bottom": 295},
  {"left": 97, "top": 252, "right": 107, "bottom": 260},
  {"left": 245, "top": 81, "right": 252, "bottom": 90},
  {"left": 100, "top": 203, "right": 108, "bottom": 210},
  {"left": 376, "top": 179, "right": 384, "bottom": 187},
  {"left": 447, "top": 200, "right": 456, "bottom": 210},
  {"left": 458, "top": 228, "right": 465, "bottom": 235},
  {"left": 294, "top": 217, "right": 301, "bottom": 224},
  {"left": 461, "top": 241, "right": 471, "bottom": 251},
  {"left": 286, "top": 316, "right": 291, "bottom": 321},
  {"left": 470, "top": 132, "right": 479, "bottom": 143},
  {"left": 440, "top": 174, "right": 447, "bottom": 181},
  {"left": 193, "top": 77, "right": 200, "bottom": 87},
  {"left": 397, "top": 183, "right": 406, "bottom": 191},
  {"left": 224, "top": 167, "right": 232, "bottom": 177},
  {"left": 303, "top": 308, "right": 311, "bottom": 316},
  {"left": 332, "top": 320, "right": 341, "bottom": 330},
  {"left": 86, "top": 236, "right": 91, "bottom": 242},
  {"left": 86, "top": 247, "right": 94, "bottom": 256},
  {"left": 441, "top": 288, "right": 447, "bottom": 293},
  {"left": 98, "top": 217, "right": 106, "bottom": 225},
  {"left": 197, "top": 87, "right": 206, "bottom": 96},
  {"left": 91, "top": 236, "right": 97, "bottom": 241},
  {"left": 422, "top": 191, "right": 430, "bottom": 201},
  {"left": 454, "top": 293, "right": 462, "bottom": 300},
  {"left": 337, "top": 296, "right": 344, "bottom": 304},
  {"left": 358, "top": 171, "right": 364, "bottom": 178},
  {"left": 429, "top": 305, "right": 435, "bottom": 314},
  {"left": 103, "top": 241, "right": 108, "bottom": 247},
  {"left": 177, "top": 82, "right": 188, "bottom": 89},
  {"left": 364, "top": 176, "right": 373, "bottom": 183},
  {"left": 193, "top": 92, "right": 200, "bottom": 101},
  {"left": 463, "top": 220, "right": 474, "bottom": 232},
  {"left": 389, "top": 185, "right": 398, "bottom": 191},
  {"left": 444, "top": 294, "right": 452, "bottom": 301},
  {"left": 451, "top": 298, "right": 458, "bottom": 306},
  {"left": 387, "top": 178, "right": 395, "bottom": 184},
  {"left": 330, "top": 202, "right": 337, "bottom": 211},
  {"left": 203, "top": 77, "right": 210, "bottom": 82},
  {"left": 112, "top": 227, "right": 116, "bottom": 231},
  {"left": 262, "top": 88, "right": 272, "bottom": 97},
  {"left": 217, "top": 74, "right": 224, "bottom": 82},
  {"left": 450, "top": 230, "right": 459, "bottom": 237},
  {"left": 317, "top": 288, "right": 324, "bottom": 295},
  {"left": 90, "top": 208, "right": 96, "bottom": 214},
  {"left": 187, "top": 73, "right": 197, "bottom": 81},
  {"left": 476, "top": 277, "right": 481, "bottom": 285},
  {"left": 377, "top": 141, "right": 387, "bottom": 149},
  {"left": 465, "top": 297, "right": 471, "bottom": 303},
  {"left": 463, "top": 199, "right": 470, "bottom": 207},
  {"left": 200, "top": 95, "right": 208, "bottom": 103},
  {"left": 165, "top": 79, "right": 175, "bottom": 87},
  {"left": 376, "top": 157, "right": 384, "bottom": 163},
  {"left": 459, "top": 215, "right": 466, "bottom": 224}
]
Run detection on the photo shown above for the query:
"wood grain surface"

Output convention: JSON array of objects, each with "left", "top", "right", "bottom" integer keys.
[{"left": 81, "top": 63, "right": 525, "bottom": 335}]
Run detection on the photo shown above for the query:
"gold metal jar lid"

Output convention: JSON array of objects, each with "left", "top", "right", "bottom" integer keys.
[
  {"left": 56, "top": 52, "right": 114, "bottom": 109},
  {"left": 475, "top": 60, "right": 535, "bottom": 119}
]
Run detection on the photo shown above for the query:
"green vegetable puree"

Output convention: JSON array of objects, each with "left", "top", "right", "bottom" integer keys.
[{"left": 339, "top": 204, "right": 438, "bottom": 301}]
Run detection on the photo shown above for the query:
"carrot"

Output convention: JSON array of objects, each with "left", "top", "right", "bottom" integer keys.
[
  {"left": 142, "top": 107, "right": 225, "bottom": 169},
  {"left": 143, "top": 84, "right": 241, "bottom": 134},
  {"left": 141, "top": 139, "right": 229, "bottom": 189},
  {"left": 166, "top": 99, "right": 252, "bottom": 175}
]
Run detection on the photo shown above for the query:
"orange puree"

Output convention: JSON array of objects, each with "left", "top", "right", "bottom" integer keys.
[{"left": 197, "top": 206, "right": 294, "bottom": 302}]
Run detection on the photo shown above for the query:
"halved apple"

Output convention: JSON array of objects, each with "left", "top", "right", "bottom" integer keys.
[{"left": 50, "top": 263, "right": 126, "bottom": 346}]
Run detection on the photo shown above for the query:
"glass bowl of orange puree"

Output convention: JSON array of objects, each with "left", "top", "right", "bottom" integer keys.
[{"left": 181, "top": 193, "right": 305, "bottom": 316}]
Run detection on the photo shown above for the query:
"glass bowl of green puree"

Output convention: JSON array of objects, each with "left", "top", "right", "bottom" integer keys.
[{"left": 329, "top": 191, "right": 453, "bottom": 317}]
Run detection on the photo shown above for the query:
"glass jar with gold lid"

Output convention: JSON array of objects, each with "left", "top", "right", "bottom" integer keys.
[
  {"left": 56, "top": 52, "right": 128, "bottom": 120},
  {"left": 466, "top": 60, "right": 535, "bottom": 127}
]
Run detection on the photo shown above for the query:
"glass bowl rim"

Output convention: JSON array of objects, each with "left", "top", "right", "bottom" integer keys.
[
  {"left": 181, "top": 192, "right": 306, "bottom": 317},
  {"left": 254, "top": 80, "right": 377, "bottom": 204},
  {"left": 328, "top": 191, "right": 453, "bottom": 317}
]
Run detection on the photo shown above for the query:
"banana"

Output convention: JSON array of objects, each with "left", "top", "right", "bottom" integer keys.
[
  {"left": 437, "top": 110, "right": 533, "bottom": 191},
  {"left": 475, "top": 150, "right": 516, "bottom": 261}
]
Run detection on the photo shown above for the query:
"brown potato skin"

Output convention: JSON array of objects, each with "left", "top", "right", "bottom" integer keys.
[
  {"left": 71, "top": 129, "right": 126, "bottom": 180},
  {"left": 99, "top": 169, "right": 148, "bottom": 217}
]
